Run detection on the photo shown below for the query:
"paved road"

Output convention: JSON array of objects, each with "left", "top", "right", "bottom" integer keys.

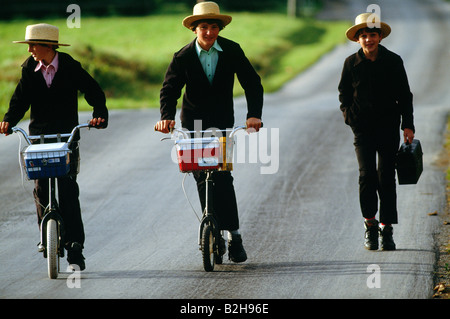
[{"left": 1, "top": 0, "right": 449, "bottom": 301}]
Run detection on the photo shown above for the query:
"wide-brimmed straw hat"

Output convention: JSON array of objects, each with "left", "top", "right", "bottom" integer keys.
[
  {"left": 13, "top": 23, "right": 70, "bottom": 46},
  {"left": 182, "top": 1, "right": 232, "bottom": 30},
  {"left": 346, "top": 13, "right": 391, "bottom": 41}
]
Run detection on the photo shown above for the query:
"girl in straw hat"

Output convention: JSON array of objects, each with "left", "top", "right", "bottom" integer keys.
[
  {"left": 338, "top": 13, "right": 415, "bottom": 251},
  {"left": 155, "top": 2, "right": 264, "bottom": 263},
  {"left": 1, "top": 23, "right": 109, "bottom": 270}
]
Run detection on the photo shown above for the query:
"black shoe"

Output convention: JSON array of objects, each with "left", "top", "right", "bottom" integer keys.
[
  {"left": 67, "top": 242, "right": 85, "bottom": 271},
  {"left": 380, "top": 225, "right": 396, "bottom": 250},
  {"left": 228, "top": 234, "right": 247, "bottom": 263},
  {"left": 364, "top": 219, "right": 379, "bottom": 250}
]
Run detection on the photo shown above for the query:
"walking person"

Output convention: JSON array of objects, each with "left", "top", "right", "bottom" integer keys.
[
  {"left": 154, "top": 2, "right": 263, "bottom": 262},
  {"left": 338, "top": 13, "right": 415, "bottom": 250},
  {"left": 0, "top": 23, "right": 108, "bottom": 269}
]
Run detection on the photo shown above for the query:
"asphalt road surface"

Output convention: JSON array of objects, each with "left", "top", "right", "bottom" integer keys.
[{"left": 1, "top": 0, "right": 449, "bottom": 300}]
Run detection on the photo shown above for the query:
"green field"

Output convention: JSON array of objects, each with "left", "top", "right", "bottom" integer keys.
[{"left": 0, "top": 13, "right": 350, "bottom": 117}]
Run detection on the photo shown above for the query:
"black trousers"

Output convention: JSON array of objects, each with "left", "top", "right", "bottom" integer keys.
[
  {"left": 33, "top": 145, "right": 84, "bottom": 247},
  {"left": 353, "top": 127, "right": 400, "bottom": 225},
  {"left": 193, "top": 171, "right": 239, "bottom": 231}
]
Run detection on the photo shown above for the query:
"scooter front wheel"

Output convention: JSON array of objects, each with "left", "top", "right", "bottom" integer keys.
[
  {"left": 46, "top": 219, "right": 59, "bottom": 279},
  {"left": 201, "top": 224, "right": 215, "bottom": 272}
]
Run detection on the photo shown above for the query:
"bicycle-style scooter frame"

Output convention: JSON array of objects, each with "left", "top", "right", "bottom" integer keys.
[
  {"left": 11, "top": 123, "right": 91, "bottom": 279},
  {"left": 162, "top": 126, "right": 246, "bottom": 271}
]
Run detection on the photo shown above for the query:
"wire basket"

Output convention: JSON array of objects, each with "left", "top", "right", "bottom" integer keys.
[{"left": 20, "top": 142, "right": 71, "bottom": 180}]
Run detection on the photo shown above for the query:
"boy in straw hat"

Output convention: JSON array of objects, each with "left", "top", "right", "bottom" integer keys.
[
  {"left": 155, "top": 2, "right": 263, "bottom": 263},
  {"left": 0, "top": 23, "right": 108, "bottom": 270},
  {"left": 338, "top": 13, "right": 415, "bottom": 250}
]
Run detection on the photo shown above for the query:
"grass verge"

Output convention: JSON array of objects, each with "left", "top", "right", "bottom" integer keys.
[{"left": 434, "top": 114, "right": 450, "bottom": 298}]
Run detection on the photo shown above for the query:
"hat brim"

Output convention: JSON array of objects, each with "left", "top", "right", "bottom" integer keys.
[
  {"left": 345, "top": 22, "right": 391, "bottom": 41},
  {"left": 13, "top": 40, "right": 70, "bottom": 46},
  {"left": 182, "top": 14, "right": 232, "bottom": 29}
]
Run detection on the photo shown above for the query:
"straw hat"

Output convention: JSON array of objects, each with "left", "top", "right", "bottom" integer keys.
[
  {"left": 182, "top": 1, "right": 232, "bottom": 29},
  {"left": 13, "top": 23, "right": 70, "bottom": 46},
  {"left": 346, "top": 13, "right": 391, "bottom": 41}
]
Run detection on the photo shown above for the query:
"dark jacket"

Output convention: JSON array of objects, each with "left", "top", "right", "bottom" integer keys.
[
  {"left": 338, "top": 45, "right": 414, "bottom": 133},
  {"left": 160, "top": 36, "right": 263, "bottom": 130},
  {"left": 4, "top": 52, "right": 108, "bottom": 136}
]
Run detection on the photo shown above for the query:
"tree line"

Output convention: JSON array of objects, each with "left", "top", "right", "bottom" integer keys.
[{"left": 0, "top": 0, "right": 293, "bottom": 20}]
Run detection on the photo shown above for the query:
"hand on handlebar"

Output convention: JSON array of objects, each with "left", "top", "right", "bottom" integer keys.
[
  {"left": 0, "top": 121, "right": 11, "bottom": 136},
  {"left": 89, "top": 117, "right": 107, "bottom": 129},
  {"left": 246, "top": 117, "right": 262, "bottom": 133},
  {"left": 154, "top": 120, "right": 175, "bottom": 134}
]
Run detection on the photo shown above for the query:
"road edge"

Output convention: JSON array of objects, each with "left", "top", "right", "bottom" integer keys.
[{"left": 433, "top": 112, "right": 450, "bottom": 299}]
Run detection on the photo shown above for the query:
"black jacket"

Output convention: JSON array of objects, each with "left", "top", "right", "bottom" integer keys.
[
  {"left": 160, "top": 36, "right": 263, "bottom": 130},
  {"left": 338, "top": 45, "right": 414, "bottom": 132},
  {"left": 4, "top": 52, "right": 108, "bottom": 135}
]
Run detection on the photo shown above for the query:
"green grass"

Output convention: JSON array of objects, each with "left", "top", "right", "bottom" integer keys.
[{"left": 0, "top": 13, "right": 350, "bottom": 117}]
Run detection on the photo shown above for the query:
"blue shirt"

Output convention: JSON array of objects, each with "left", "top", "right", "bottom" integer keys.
[{"left": 195, "top": 40, "right": 222, "bottom": 84}]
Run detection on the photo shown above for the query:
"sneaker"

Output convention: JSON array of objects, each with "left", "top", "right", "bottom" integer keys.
[
  {"left": 228, "top": 234, "right": 247, "bottom": 263},
  {"left": 67, "top": 242, "right": 85, "bottom": 271},
  {"left": 380, "top": 225, "right": 396, "bottom": 250},
  {"left": 364, "top": 219, "right": 379, "bottom": 250}
]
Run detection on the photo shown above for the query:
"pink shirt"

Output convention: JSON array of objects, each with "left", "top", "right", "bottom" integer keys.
[{"left": 34, "top": 52, "right": 59, "bottom": 88}]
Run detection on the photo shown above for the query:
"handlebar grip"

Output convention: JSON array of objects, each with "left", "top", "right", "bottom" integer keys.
[
  {"left": 91, "top": 122, "right": 108, "bottom": 129},
  {"left": 245, "top": 121, "right": 263, "bottom": 128},
  {"left": 245, "top": 121, "right": 263, "bottom": 130},
  {"left": 154, "top": 124, "right": 174, "bottom": 133},
  {"left": 92, "top": 123, "right": 107, "bottom": 129}
]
